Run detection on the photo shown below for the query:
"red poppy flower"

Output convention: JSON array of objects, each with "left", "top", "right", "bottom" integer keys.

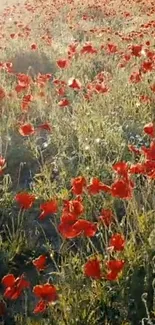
[
  {"left": 106, "top": 270, "right": 119, "bottom": 281},
  {"left": 87, "top": 177, "right": 111, "bottom": 195},
  {"left": 130, "top": 44, "right": 142, "bottom": 57},
  {"left": 94, "top": 82, "right": 109, "bottom": 94},
  {"left": 98, "top": 209, "right": 113, "bottom": 227},
  {"left": 68, "top": 78, "right": 82, "bottom": 90},
  {"left": 15, "top": 192, "right": 35, "bottom": 209},
  {"left": 107, "top": 43, "right": 118, "bottom": 54},
  {"left": 73, "top": 219, "right": 97, "bottom": 237},
  {"left": 31, "top": 43, "right": 38, "bottom": 50},
  {"left": 63, "top": 197, "right": 84, "bottom": 217},
  {"left": 143, "top": 160, "right": 155, "bottom": 177},
  {"left": 58, "top": 98, "right": 70, "bottom": 107},
  {"left": 150, "top": 84, "right": 155, "bottom": 92},
  {"left": 87, "top": 177, "right": 103, "bottom": 195},
  {"left": 129, "top": 71, "right": 142, "bottom": 83},
  {"left": 84, "top": 258, "right": 102, "bottom": 279},
  {"left": 67, "top": 42, "right": 77, "bottom": 58},
  {"left": 81, "top": 43, "right": 97, "bottom": 54},
  {"left": 142, "top": 141, "right": 155, "bottom": 160},
  {"left": 143, "top": 122, "right": 155, "bottom": 138},
  {"left": 109, "top": 233, "right": 125, "bottom": 251},
  {"left": 2, "top": 274, "right": 30, "bottom": 300},
  {"left": 33, "top": 300, "right": 47, "bottom": 314},
  {"left": 18, "top": 123, "right": 35, "bottom": 136},
  {"left": 33, "top": 283, "right": 58, "bottom": 314},
  {"left": 111, "top": 178, "right": 133, "bottom": 199},
  {"left": 128, "top": 144, "right": 141, "bottom": 155},
  {"left": 16, "top": 73, "right": 31, "bottom": 92},
  {"left": 58, "top": 213, "right": 79, "bottom": 239},
  {"left": 21, "top": 94, "right": 33, "bottom": 111},
  {"left": 0, "top": 87, "right": 6, "bottom": 99},
  {"left": 56, "top": 59, "right": 69, "bottom": 69},
  {"left": 37, "top": 123, "right": 51, "bottom": 132},
  {"left": 140, "top": 60, "right": 153, "bottom": 73},
  {"left": 33, "top": 283, "right": 58, "bottom": 301},
  {"left": 10, "top": 33, "right": 16, "bottom": 39},
  {"left": 130, "top": 163, "right": 145, "bottom": 174},
  {"left": 33, "top": 255, "right": 47, "bottom": 271},
  {"left": 106, "top": 259, "right": 125, "bottom": 274},
  {"left": 0, "top": 156, "right": 6, "bottom": 168},
  {"left": 56, "top": 86, "right": 66, "bottom": 96},
  {"left": 71, "top": 176, "right": 86, "bottom": 195},
  {"left": 139, "top": 95, "right": 151, "bottom": 104},
  {"left": 112, "top": 161, "right": 128, "bottom": 177},
  {"left": 39, "top": 199, "right": 58, "bottom": 220}
]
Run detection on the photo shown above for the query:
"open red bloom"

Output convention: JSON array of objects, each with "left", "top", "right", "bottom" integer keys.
[
  {"left": 21, "top": 94, "right": 33, "bottom": 111},
  {"left": 15, "top": 192, "right": 35, "bottom": 209},
  {"left": 84, "top": 258, "right": 102, "bottom": 279},
  {"left": 63, "top": 197, "right": 84, "bottom": 217},
  {"left": 31, "top": 43, "right": 38, "bottom": 50},
  {"left": 130, "top": 160, "right": 155, "bottom": 178},
  {"left": 143, "top": 122, "right": 155, "bottom": 138},
  {"left": 129, "top": 71, "right": 142, "bottom": 83},
  {"left": 56, "top": 59, "right": 69, "bottom": 69},
  {"left": 0, "top": 87, "right": 6, "bottom": 99},
  {"left": 98, "top": 209, "right": 113, "bottom": 227},
  {"left": 128, "top": 144, "right": 141, "bottom": 155},
  {"left": 17, "top": 74, "right": 31, "bottom": 87},
  {"left": 109, "top": 233, "right": 125, "bottom": 251},
  {"left": 39, "top": 199, "right": 58, "bottom": 220},
  {"left": 141, "top": 60, "right": 153, "bottom": 73},
  {"left": 87, "top": 177, "right": 102, "bottom": 195},
  {"left": 73, "top": 219, "right": 97, "bottom": 237},
  {"left": 37, "top": 123, "right": 51, "bottom": 132},
  {"left": 150, "top": 84, "right": 155, "bottom": 92},
  {"left": 111, "top": 178, "right": 133, "bottom": 199},
  {"left": 87, "top": 177, "right": 111, "bottom": 195},
  {"left": 18, "top": 123, "right": 35, "bottom": 136},
  {"left": 2, "top": 274, "right": 30, "bottom": 300},
  {"left": 107, "top": 43, "right": 118, "bottom": 54},
  {"left": 106, "top": 259, "right": 125, "bottom": 281},
  {"left": 81, "top": 43, "right": 97, "bottom": 55},
  {"left": 33, "top": 300, "right": 47, "bottom": 314},
  {"left": 33, "top": 283, "right": 58, "bottom": 314},
  {"left": 143, "top": 160, "right": 155, "bottom": 178},
  {"left": 88, "top": 177, "right": 112, "bottom": 195},
  {"left": 112, "top": 161, "right": 128, "bottom": 177},
  {"left": 106, "top": 270, "right": 119, "bottom": 281},
  {"left": 58, "top": 215, "right": 97, "bottom": 239},
  {"left": 0, "top": 156, "right": 6, "bottom": 168},
  {"left": 33, "top": 283, "right": 58, "bottom": 301},
  {"left": 139, "top": 95, "right": 151, "bottom": 104},
  {"left": 58, "top": 213, "right": 79, "bottom": 238},
  {"left": 142, "top": 141, "right": 155, "bottom": 160},
  {"left": 130, "top": 163, "right": 145, "bottom": 174},
  {"left": 67, "top": 42, "right": 77, "bottom": 58},
  {"left": 33, "top": 255, "right": 47, "bottom": 271},
  {"left": 68, "top": 78, "right": 82, "bottom": 90},
  {"left": 58, "top": 98, "right": 70, "bottom": 107},
  {"left": 16, "top": 73, "right": 31, "bottom": 92},
  {"left": 130, "top": 44, "right": 142, "bottom": 57},
  {"left": 71, "top": 176, "right": 86, "bottom": 195}
]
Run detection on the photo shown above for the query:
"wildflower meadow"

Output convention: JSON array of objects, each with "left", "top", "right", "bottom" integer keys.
[{"left": 0, "top": 0, "right": 155, "bottom": 324}]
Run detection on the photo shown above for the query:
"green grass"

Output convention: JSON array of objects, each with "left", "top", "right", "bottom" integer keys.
[{"left": 0, "top": 0, "right": 155, "bottom": 324}]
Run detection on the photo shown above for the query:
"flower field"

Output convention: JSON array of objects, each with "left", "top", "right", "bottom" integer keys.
[{"left": 0, "top": 0, "right": 155, "bottom": 324}]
